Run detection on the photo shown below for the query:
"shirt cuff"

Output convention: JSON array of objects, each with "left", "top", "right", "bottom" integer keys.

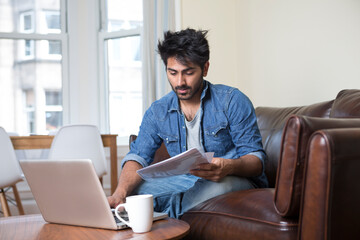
[
  {"left": 247, "top": 151, "right": 266, "bottom": 175},
  {"left": 247, "top": 151, "right": 265, "bottom": 162},
  {"left": 121, "top": 153, "right": 149, "bottom": 169}
]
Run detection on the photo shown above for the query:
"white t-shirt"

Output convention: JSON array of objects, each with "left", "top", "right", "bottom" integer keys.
[{"left": 184, "top": 108, "right": 205, "bottom": 153}]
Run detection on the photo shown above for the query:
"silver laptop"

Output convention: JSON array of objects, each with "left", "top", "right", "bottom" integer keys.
[{"left": 20, "top": 159, "right": 168, "bottom": 230}]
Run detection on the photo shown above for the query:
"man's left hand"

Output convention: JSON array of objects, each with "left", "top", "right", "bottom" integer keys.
[{"left": 189, "top": 157, "right": 232, "bottom": 182}]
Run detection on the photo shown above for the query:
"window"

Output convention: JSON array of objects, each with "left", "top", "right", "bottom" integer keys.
[
  {"left": 0, "top": 0, "right": 65, "bottom": 135},
  {"left": 19, "top": 11, "right": 35, "bottom": 60},
  {"left": 24, "top": 90, "right": 35, "bottom": 133},
  {"left": 100, "top": 0, "right": 143, "bottom": 142},
  {"left": 23, "top": 39, "right": 35, "bottom": 58},
  {"left": 45, "top": 90, "right": 63, "bottom": 131},
  {"left": 44, "top": 11, "right": 61, "bottom": 32},
  {"left": 48, "top": 40, "right": 61, "bottom": 55},
  {"left": 1, "top": 0, "right": 167, "bottom": 140},
  {"left": 20, "top": 11, "right": 34, "bottom": 33}
]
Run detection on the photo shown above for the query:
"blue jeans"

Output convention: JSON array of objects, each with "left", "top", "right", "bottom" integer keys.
[{"left": 132, "top": 174, "right": 254, "bottom": 219}]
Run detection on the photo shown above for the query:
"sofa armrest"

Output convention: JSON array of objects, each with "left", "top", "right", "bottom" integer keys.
[
  {"left": 274, "top": 116, "right": 360, "bottom": 217},
  {"left": 299, "top": 128, "right": 360, "bottom": 240}
]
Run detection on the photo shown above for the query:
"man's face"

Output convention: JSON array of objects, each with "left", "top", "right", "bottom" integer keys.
[{"left": 166, "top": 57, "right": 209, "bottom": 101}]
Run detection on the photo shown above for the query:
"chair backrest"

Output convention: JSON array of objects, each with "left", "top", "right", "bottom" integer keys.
[
  {"left": 48, "top": 125, "right": 107, "bottom": 178},
  {"left": 6, "top": 131, "right": 27, "bottom": 161},
  {"left": 0, "top": 127, "right": 23, "bottom": 188}
]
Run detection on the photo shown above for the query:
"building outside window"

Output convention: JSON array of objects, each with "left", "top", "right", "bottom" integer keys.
[{"left": 0, "top": 0, "right": 64, "bottom": 135}]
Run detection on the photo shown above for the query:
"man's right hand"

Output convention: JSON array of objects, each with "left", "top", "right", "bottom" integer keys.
[
  {"left": 107, "top": 160, "right": 144, "bottom": 208},
  {"left": 107, "top": 194, "right": 124, "bottom": 208}
]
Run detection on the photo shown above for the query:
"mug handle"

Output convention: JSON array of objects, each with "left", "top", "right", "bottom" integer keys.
[{"left": 115, "top": 203, "right": 131, "bottom": 227}]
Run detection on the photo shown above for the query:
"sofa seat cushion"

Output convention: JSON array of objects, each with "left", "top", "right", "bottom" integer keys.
[{"left": 181, "top": 189, "right": 298, "bottom": 240}]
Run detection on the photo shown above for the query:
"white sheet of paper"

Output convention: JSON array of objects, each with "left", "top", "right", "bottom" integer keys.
[{"left": 136, "top": 148, "right": 214, "bottom": 181}]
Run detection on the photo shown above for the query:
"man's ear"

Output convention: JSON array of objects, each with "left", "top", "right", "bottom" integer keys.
[{"left": 203, "top": 61, "right": 210, "bottom": 77}]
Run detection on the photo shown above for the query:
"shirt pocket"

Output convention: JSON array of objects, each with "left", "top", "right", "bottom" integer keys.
[
  {"left": 157, "top": 133, "right": 179, "bottom": 156},
  {"left": 204, "top": 123, "right": 233, "bottom": 156}
]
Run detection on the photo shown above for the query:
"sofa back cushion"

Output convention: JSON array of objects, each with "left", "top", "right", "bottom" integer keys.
[
  {"left": 330, "top": 89, "right": 360, "bottom": 118},
  {"left": 255, "top": 100, "right": 333, "bottom": 187},
  {"left": 274, "top": 116, "right": 360, "bottom": 217}
]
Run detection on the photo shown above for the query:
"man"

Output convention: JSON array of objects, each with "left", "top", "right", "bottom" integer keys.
[{"left": 108, "top": 28, "right": 268, "bottom": 219}]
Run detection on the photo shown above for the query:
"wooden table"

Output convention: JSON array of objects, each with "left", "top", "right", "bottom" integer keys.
[
  {"left": 0, "top": 214, "right": 190, "bottom": 240},
  {"left": 10, "top": 134, "right": 118, "bottom": 194}
]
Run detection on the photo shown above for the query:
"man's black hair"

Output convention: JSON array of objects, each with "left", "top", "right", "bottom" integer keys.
[{"left": 157, "top": 28, "right": 210, "bottom": 69}]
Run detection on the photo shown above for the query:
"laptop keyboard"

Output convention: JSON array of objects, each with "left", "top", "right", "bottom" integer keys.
[{"left": 113, "top": 210, "right": 129, "bottom": 224}]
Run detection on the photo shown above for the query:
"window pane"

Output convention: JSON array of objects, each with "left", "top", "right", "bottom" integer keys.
[
  {"left": 106, "top": 0, "right": 143, "bottom": 32},
  {"left": 0, "top": 39, "right": 63, "bottom": 135},
  {"left": 46, "top": 90, "right": 62, "bottom": 105},
  {"left": 24, "top": 40, "right": 34, "bottom": 57},
  {"left": 0, "top": 0, "right": 61, "bottom": 33},
  {"left": 45, "top": 11, "right": 61, "bottom": 30},
  {"left": 48, "top": 40, "right": 62, "bottom": 55},
  {"left": 107, "top": 36, "right": 142, "bottom": 138},
  {"left": 46, "top": 111, "right": 62, "bottom": 131},
  {"left": 23, "top": 13, "right": 33, "bottom": 31}
]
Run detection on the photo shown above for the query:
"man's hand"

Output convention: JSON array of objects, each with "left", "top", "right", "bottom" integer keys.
[
  {"left": 107, "top": 192, "right": 125, "bottom": 208},
  {"left": 190, "top": 157, "right": 232, "bottom": 182},
  {"left": 189, "top": 154, "right": 263, "bottom": 182},
  {"left": 107, "top": 160, "right": 143, "bottom": 209}
]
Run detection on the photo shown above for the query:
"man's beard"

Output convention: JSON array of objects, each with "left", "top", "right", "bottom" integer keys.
[
  {"left": 174, "top": 85, "right": 191, "bottom": 100},
  {"left": 171, "top": 79, "right": 203, "bottom": 101}
]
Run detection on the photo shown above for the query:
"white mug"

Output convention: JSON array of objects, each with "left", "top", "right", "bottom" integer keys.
[{"left": 115, "top": 194, "right": 154, "bottom": 233}]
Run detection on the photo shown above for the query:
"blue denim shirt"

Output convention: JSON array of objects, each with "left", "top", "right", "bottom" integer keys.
[{"left": 122, "top": 80, "right": 268, "bottom": 188}]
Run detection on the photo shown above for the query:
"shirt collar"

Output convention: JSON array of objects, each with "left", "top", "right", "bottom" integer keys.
[{"left": 200, "top": 80, "right": 209, "bottom": 101}]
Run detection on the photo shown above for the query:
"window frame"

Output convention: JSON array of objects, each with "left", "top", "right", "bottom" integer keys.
[{"left": 98, "top": 0, "right": 143, "bottom": 144}]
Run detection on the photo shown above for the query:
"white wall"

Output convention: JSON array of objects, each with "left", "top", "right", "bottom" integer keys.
[
  {"left": 67, "top": 0, "right": 101, "bottom": 126},
  {"left": 181, "top": 0, "right": 360, "bottom": 107},
  {"left": 181, "top": 0, "right": 238, "bottom": 89}
]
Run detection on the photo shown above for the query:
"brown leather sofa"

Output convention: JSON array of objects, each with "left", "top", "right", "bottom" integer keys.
[
  {"left": 180, "top": 89, "right": 360, "bottom": 240},
  {"left": 130, "top": 89, "right": 360, "bottom": 240}
]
